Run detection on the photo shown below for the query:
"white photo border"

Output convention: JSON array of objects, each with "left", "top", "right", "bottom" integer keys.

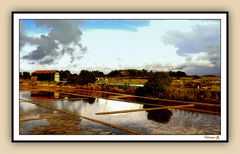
[{"left": 12, "top": 12, "right": 228, "bottom": 142}]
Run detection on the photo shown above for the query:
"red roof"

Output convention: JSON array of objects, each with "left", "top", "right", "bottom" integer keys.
[{"left": 31, "top": 70, "right": 58, "bottom": 75}]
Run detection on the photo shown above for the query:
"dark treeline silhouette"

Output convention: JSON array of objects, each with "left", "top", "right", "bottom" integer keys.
[
  {"left": 19, "top": 72, "right": 31, "bottom": 80},
  {"left": 169, "top": 71, "right": 187, "bottom": 78},
  {"left": 58, "top": 70, "right": 104, "bottom": 85},
  {"left": 106, "top": 69, "right": 187, "bottom": 78},
  {"left": 20, "top": 69, "right": 187, "bottom": 86},
  {"left": 135, "top": 72, "right": 172, "bottom": 98},
  {"left": 107, "top": 69, "right": 151, "bottom": 78},
  {"left": 64, "top": 70, "right": 96, "bottom": 85}
]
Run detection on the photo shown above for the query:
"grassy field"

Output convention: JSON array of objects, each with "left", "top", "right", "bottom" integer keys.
[
  {"left": 20, "top": 76, "right": 220, "bottom": 103},
  {"left": 164, "top": 76, "right": 220, "bottom": 103},
  {"left": 96, "top": 77, "right": 147, "bottom": 84}
]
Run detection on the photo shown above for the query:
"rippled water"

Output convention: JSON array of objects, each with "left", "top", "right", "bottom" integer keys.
[{"left": 19, "top": 91, "right": 221, "bottom": 135}]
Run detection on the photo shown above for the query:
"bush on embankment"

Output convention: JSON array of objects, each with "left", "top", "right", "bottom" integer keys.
[{"left": 135, "top": 72, "right": 172, "bottom": 98}]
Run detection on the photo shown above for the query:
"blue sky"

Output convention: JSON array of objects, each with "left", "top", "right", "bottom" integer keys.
[
  {"left": 21, "top": 20, "right": 50, "bottom": 36},
  {"left": 81, "top": 20, "right": 150, "bottom": 31},
  {"left": 20, "top": 19, "right": 220, "bottom": 75}
]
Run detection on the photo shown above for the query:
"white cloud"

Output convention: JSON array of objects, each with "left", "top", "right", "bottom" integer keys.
[
  {"left": 161, "top": 23, "right": 220, "bottom": 75},
  {"left": 80, "top": 23, "right": 185, "bottom": 71},
  {"left": 20, "top": 20, "right": 221, "bottom": 75}
]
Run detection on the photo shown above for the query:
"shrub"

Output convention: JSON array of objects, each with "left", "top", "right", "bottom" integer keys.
[
  {"left": 79, "top": 70, "right": 96, "bottom": 85},
  {"left": 136, "top": 72, "right": 172, "bottom": 97}
]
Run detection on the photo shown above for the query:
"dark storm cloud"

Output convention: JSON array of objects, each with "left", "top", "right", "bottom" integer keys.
[
  {"left": 78, "top": 44, "right": 87, "bottom": 53},
  {"left": 162, "top": 24, "right": 220, "bottom": 56},
  {"left": 36, "top": 20, "right": 83, "bottom": 45},
  {"left": 67, "top": 47, "right": 74, "bottom": 53},
  {"left": 205, "top": 45, "right": 220, "bottom": 66},
  {"left": 22, "top": 35, "right": 58, "bottom": 61},
  {"left": 162, "top": 24, "right": 221, "bottom": 75},
  {"left": 21, "top": 20, "right": 87, "bottom": 65},
  {"left": 38, "top": 57, "right": 55, "bottom": 65},
  {"left": 20, "top": 21, "right": 40, "bottom": 48},
  {"left": 183, "top": 63, "right": 220, "bottom": 76},
  {"left": 175, "top": 64, "right": 187, "bottom": 70},
  {"left": 185, "top": 56, "right": 192, "bottom": 62},
  {"left": 173, "top": 60, "right": 220, "bottom": 76}
]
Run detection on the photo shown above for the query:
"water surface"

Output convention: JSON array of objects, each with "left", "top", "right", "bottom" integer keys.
[{"left": 19, "top": 90, "right": 220, "bottom": 135}]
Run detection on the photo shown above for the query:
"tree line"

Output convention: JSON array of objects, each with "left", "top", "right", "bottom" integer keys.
[{"left": 20, "top": 69, "right": 187, "bottom": 86}]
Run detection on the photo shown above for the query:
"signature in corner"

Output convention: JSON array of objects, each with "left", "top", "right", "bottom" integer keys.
[{"left": 204, "top": 135, "right": 220, "bottom": 140}]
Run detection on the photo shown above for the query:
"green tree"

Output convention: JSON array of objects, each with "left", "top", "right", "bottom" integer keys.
[
  {"left": 67, "top": 74, "right": 80, "bottom": 84},
  {"left": 136, "top": 72, "right": 172, "bottom": 97},
  {"left": 169, "top": 71, "right": 187, "bottom": 77},
  {"left": 79, "top": 70, "right": 96, "bottom": 85},
  {"left": 60, "top": 70, "right": 72, "bottom": 81},
  {"left": 107, "top": 70, "right": 121, "bottom": 77},
  {"left": 92, "top": 71, "right": 105, "bottom": 77},
  {"left": 22, "top": 72, "right": 30, "bottom": 80}
]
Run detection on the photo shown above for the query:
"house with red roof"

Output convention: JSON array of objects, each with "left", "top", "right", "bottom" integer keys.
[{"left": 31, "top": 70, "right": 60, "bottom": 82}]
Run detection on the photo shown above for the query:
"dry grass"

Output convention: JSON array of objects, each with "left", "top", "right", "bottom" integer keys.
[
  {"left": 20, "top": 76, "right": 221, "bottom": 103},
  {"left": 96, "top": 77, "right": 147, "bottom": 84},
  {"left": 164, "top": 76, "right": 221, "bottom": 103}
]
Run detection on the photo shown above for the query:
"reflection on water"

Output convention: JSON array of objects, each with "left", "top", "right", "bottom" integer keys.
[
  {"left": 143, "top": 105, "right": 173, "bottom": 123},
  {"left": 20, "top": 102, "right": 38, "bottom": 112},
  {"left": 19, "top": 101, "right": 128, "bottom": 135},
  {"left": 147, "top": 110, "right": 172, "bottom": 123},
  {"left": 19, "top": 91, "right": 221, "bottom": 135},
  {"left": 50, "top": 98, "right": 143, "bottom": 117},
  {"left": 88, "top": 97, "right": 96, "bottom": 104}
]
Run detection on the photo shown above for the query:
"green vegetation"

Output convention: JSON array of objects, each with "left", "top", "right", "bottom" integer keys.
[
  {"left": 78, "top": 70, "right": 96, "bottom": 85},
  {"left": 169, "top": 71, "right": 187, "bottom": 78},
  {"left": 107, "top": 69, "right": 150, "bottom": 78},
  {"left": 20, "top": 69, "right": 221, "bottom": 103},
  {"left": 20, "top": 71, "right": 31, "bottom": 80},
  {"left": 163, "top": 76, "right": 220, "bottom": 103},
  {"left": 66, "top": 70, "right": 96, "bottom": 85},
  {"left": 59, "top": 70, "right": 71, "bottom": 81},
  {"left": 136, "top": 72, "right": 172, "bottom": 97}
]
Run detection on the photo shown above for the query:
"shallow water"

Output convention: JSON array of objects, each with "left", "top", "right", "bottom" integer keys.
[{"left": 19, "top": 90, "right": 221, "bottom": 135}]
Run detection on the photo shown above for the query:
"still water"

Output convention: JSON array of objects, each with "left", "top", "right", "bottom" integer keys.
[{"left": 20, "top": 91, "right": 220, "bottom": 135}]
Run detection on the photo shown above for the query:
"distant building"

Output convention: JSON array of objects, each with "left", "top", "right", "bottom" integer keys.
[{"left": 31, "top": 70, "right": 60, "bottom": 82}]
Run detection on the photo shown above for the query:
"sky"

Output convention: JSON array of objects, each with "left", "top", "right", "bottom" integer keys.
[{"left": 20, "top": 19, "right": 221, "bottom": 75}]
